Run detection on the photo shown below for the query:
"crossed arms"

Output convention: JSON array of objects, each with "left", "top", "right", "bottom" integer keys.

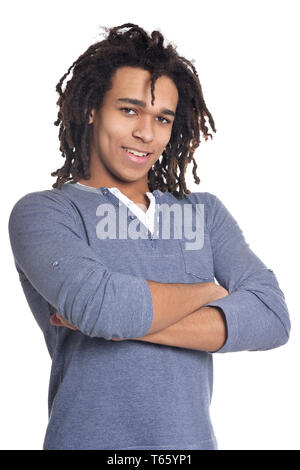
[
  {"left": 9, "top": 191, "right": 291, "bottom": 354},
  {"left": 51, "top": 281, "right": 229, "bottom": 352}
]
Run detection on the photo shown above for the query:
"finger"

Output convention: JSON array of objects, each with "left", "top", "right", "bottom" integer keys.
[{"left": 50, "top": 314, "right": 65, "bottom": 327}]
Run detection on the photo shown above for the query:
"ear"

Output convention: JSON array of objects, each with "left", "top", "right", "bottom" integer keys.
[
  {"left": 89, "top": 109, "right": 95, "bottom": 124},
  {"left": 84, "top": 108, "right": 95, "bottom": 124}
]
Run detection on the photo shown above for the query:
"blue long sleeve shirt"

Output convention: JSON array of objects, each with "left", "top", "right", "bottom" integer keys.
[{"left": 8, "top": 182, "right": 291, "bottom": 450}]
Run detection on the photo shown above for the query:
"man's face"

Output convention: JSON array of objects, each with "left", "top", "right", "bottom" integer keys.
[{"left": 88, "top": 66, "right": 179, "bottom": 187}]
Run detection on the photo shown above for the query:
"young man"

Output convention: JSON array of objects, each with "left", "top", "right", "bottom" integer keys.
[{"left": 8, "top": 24, "right": 290, "bottom": 450}]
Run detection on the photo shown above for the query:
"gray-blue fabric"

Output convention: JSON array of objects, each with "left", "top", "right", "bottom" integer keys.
[{"left": 8, "top": 182, "right": 291, "bottom": 450}]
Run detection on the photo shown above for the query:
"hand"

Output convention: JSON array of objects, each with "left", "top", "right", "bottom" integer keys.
[
  {"left": 207, "top": 283, "right": 229, "bottom": 303},
  {"left": 50, "top": 313, "right": 122, "bottom": 338},
  {"left": 50, "top": 312, "right": 78, "bottom": 330}
]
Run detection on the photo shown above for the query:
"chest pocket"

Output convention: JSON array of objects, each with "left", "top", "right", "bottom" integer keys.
[{"left": 179, "top": 230, "right": 214, "bottom": 281}]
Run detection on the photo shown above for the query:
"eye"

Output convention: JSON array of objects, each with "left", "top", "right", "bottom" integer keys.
[
  {"left": 120, "top": 107, "right": 136, "bottom": 115},
  {"left": 157, "top": 116, "right": 171, "bottom": 124}
]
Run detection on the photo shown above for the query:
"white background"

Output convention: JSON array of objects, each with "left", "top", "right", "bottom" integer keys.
[{"left": 1, "top": 0, "right": 299, "bottom": 450}]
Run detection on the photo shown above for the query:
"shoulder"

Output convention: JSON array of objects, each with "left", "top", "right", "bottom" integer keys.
[
  {"left": 185, "top": 191, "right": 220, "bottom": 228},
  {"left": 8, "top": 188, "right": 76, "bottom": 229},
  {"left": 10, "top": 184, "right": 76, "bottom": 210}
]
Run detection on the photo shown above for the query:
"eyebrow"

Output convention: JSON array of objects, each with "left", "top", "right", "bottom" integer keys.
[{"left": 117, "top": 98, "right": 176, "bottom": 117}]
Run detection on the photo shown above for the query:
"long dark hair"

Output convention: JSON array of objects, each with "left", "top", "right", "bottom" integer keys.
[{"left": 51, "top": 23, "right": 216, "bottom": 199}]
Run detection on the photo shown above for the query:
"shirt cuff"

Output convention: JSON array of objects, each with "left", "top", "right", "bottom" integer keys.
[
  {"left": 90, "top": 272, "right": 154, "bottom": 340},
  {"left": 203, "top": 290, "right": 272, "bottom": 353}
]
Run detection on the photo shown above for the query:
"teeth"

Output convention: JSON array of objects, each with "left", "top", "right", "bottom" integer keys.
[{"left": 125, "top": 148, "right": 148, "bottom": 157}]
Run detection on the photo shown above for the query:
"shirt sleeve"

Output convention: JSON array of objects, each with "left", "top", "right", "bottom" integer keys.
[
  {"left": 203, "top": 193, "right": 291, "bottom": 353},
  {"left": 8, "top": 191, "right": 154, "bottom": 340}
]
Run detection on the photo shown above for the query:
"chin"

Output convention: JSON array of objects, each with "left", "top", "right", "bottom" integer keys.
[{"left": 116, "top": 169, "right": 150, "bottom": 183}]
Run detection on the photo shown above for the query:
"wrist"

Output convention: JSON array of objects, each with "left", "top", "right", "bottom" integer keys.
[{"left": 206, "top": 283, "right": 229, "bottom": 304}]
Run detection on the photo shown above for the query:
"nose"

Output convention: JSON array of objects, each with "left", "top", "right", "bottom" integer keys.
[{"left": 132, "top": 116, "right": 154, "bottom": 143}]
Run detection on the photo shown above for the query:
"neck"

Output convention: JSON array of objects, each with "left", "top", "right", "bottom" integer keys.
[{"left": 76, "top": 177, "right": 152, "bottom": 206}]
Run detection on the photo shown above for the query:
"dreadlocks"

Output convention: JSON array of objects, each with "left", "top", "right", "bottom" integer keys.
[{"left": 51, "top": 23, "right": 216, "bottom": 199}]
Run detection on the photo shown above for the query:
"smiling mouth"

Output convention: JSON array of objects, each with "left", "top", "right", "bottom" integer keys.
[
  {"left": 122, "top": 147, "right": 152, "bottom": 157},
  {"left": 122, "top": 147, "right": 152, "bottom": 164}
]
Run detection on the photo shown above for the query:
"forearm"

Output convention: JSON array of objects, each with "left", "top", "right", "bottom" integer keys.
[
  {"left": 127, "top": 306, "right": 227, "bottom": 352},
  {"left": 146, "top": 280, "right": 220, "bottom": 335},
  {"left": 53, "top": 281, "right": 228, "bottom": 347}
]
